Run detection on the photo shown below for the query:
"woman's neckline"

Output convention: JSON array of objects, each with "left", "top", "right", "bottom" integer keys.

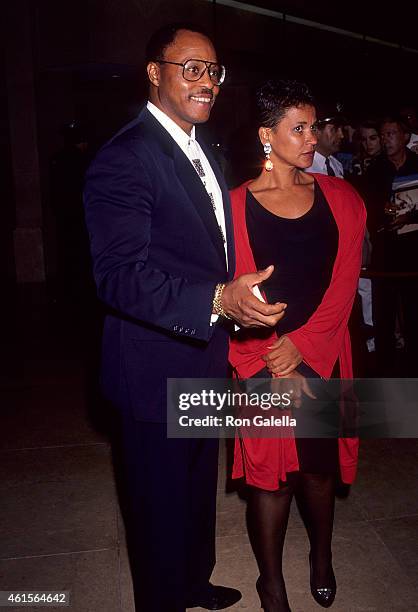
[{"left": 247, "top": 179, "right": 317, "bottom": 221}]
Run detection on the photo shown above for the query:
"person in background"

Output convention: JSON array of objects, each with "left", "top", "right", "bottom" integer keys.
[
  {"left": 305, "top": 103, "right": 345, "bottom": 177},
  {"left": 335, "top": 119, "right": 357, "bottom": 175},
  {"left": 348, "top": 120, "right": 383, "bottom": 356},
  {"left": 351, "top": 120, "right": 382, "bottom": 177},
  {"left": 363, "top": 115, "right": 418, "bottom": 375}
]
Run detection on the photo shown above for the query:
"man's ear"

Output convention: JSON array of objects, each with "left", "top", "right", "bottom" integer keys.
[{"left": 147, "top": 62, "right": 160, "bottom": 87}]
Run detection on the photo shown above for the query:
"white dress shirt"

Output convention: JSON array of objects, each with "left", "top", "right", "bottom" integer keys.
[{"left": 305, "top": 151, "right": 344, "bottom": 178}]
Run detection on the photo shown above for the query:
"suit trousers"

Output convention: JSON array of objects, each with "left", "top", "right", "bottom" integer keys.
[{"left": 116, "top": 414, "right": 219, "bottom": 612}]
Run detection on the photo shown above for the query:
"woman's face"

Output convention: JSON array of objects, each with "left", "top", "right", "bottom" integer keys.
[
  {"left": 262, "top": 104, "right": 317, "bottom": 169},
  {"left": 360, "top": 127, "right": 381, "bottom": 157}
]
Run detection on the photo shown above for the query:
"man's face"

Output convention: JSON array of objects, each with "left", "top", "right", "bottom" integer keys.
[
  {"left": 380, "top": 122, "right": 409, "bottom": 158},
  {"left": 147, "top": 30, "right": 220, "bottom": 134},
  {"left": 316, "top": 123, "right": 344, "bottom": 157}
]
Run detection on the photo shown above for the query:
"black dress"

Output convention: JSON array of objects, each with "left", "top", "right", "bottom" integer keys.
[{"left": 246, "top": 180, "right": 340, "bottom": 473}]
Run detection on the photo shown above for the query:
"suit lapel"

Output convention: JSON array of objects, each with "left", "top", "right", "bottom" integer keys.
[
  {"left": 198, "top": 138, "right": 236, "bottom": 279},
  {"left": 173, "top": 147, "right": 227, "bottom": 268},
  {"left": 140, "top": 109, "right": 227, "bottom": 269}
]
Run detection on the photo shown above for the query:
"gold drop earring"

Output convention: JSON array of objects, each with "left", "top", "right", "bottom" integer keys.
[{"left": 264, "top": 141, "right": 273, "bottom": 171}]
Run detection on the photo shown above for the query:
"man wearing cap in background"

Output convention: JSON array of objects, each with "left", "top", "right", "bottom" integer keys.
[{"left": 305, "top": 103, "right": 345, "bottom": 177}]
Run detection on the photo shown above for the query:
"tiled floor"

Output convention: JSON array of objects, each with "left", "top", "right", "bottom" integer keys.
[{"left": 1, "top": 298, "right": 417, "bottom": 611}]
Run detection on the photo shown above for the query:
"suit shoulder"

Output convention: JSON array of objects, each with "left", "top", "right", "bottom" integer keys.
[
  {"left": 89, "top": 119, "right": 154, "bottom": 173},
  {"left": 102, "top": 118, "right": 150, "bottom": 152}
]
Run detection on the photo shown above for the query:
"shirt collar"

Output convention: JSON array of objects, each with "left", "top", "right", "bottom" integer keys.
[
  {"left": 146, "top": 101, "right": 196, "bottom": 150},
  {"left": 315, "top": 150, "right": 327, "bottom": 166}
]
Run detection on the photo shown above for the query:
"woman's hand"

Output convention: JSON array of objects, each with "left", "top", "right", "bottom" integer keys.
[
  {"left": 273, "top": 369, "right": 316, "bottom": 408},
  {"left": 262, "top": 335, "right": 302, "bottom": 376}
]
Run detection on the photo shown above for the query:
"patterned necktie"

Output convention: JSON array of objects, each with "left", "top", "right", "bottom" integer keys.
[
  {"left": 325, "top": 157, "right": 335, "bottom": 177},
  {"left": 188, "top": 139, "right": 226, "bottom": 244}
]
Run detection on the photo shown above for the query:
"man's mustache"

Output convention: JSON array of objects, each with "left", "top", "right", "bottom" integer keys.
[{"left": 190, "top": 88, "right": 214, "bottom": 99}]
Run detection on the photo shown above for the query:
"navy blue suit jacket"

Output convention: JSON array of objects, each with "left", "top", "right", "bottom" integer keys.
[{"left": 84, "top": 108, "right": 235, "bottom": 422}]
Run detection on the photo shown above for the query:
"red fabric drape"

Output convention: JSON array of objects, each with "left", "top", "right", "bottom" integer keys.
[{"left": 229, "top": 174, "right": 366, "bottom": 487}]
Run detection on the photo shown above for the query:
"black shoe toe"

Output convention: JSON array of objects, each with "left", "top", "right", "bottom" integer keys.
[{"left": 187, "top": 584, "right": 242, "bottom": 610}]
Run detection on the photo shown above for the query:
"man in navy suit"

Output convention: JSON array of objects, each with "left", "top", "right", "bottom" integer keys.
[{"left": 84, "top": 23, "right": 285, "bottom": 611}]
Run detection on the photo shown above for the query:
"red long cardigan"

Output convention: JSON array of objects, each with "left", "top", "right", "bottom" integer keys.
[{"left": 229, "top": 174, "right": 366, "bottom": 485}]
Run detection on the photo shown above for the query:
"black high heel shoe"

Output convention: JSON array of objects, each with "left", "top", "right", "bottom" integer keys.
[
  {"left": 256, "top": 577, "right": 292, "bottom": 612},
  {"left": 309, "top": 552, "right": 337, "bottom": 608}
]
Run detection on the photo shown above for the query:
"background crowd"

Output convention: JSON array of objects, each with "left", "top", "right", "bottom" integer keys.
[{"left": 325, "top": 103, "right": 418, "bottom": 378}]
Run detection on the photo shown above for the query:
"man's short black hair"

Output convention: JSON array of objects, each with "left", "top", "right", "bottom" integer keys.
[{"left": 145, "top": 22, "right": 210, "bottom": 64}]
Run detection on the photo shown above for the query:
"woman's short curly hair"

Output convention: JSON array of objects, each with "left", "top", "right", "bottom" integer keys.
[{"left": 256, "top": 79, "right": 315, "bottom": 128}]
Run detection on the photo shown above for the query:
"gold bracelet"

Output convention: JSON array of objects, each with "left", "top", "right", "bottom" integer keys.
[{"left": 212, "top": 283, "right": 231, "bottom": 319}]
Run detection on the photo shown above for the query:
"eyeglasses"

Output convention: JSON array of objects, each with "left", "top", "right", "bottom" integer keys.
[{"left": 155, "top": 58, "right": 226, "bottom": 86}]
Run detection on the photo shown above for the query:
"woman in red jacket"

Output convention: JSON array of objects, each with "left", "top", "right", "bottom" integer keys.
[{"left": 228, "top": 80, "right": 366, "bottom": 611}]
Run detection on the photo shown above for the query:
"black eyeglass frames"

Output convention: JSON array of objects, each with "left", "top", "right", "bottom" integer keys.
[{"left": 155, "top": 58, "right": 226, "bottom": 86}]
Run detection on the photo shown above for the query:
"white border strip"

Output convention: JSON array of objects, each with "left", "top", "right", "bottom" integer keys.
[{"left": 202, "top": 0, "right": 418, "bottom": 54}]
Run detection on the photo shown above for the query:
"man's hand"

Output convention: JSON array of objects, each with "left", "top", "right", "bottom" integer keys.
[
  {"left": 222, "top": 265, "right": 287, "bottom": 328},
  {"left": 263, "top": 335, "right": 302, "bottom": 376}
]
